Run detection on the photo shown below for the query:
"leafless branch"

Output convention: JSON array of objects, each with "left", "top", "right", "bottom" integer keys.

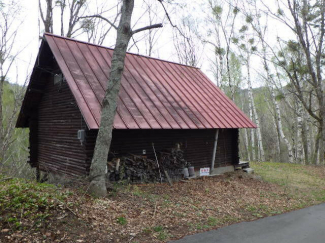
[
  {"left": 132, "top": 23, "right": 163, "bottom": 35},
  {"left": 79, "top": 14, "right": 118, "bottom": 30}
]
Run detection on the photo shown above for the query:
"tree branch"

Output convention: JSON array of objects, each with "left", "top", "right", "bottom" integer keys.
[
  {"left": 78, "top": 14, "right": 118, "bottom": 30},
  {"left": 132, "top": 23, "right": 162, "bottom": 35},
  {"left": 158, "top": 0, "right": 190, "bottom": 42}
]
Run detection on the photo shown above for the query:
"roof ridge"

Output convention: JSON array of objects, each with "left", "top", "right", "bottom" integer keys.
[{"left": 44, "top": 33, "right": 200, "bottom": 70}]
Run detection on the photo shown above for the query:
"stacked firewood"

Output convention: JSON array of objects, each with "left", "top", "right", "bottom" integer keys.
[
  {"left": 107, "top": 155, "right": 161, "bottom": 183},
  {"left": 160, "top": 147, "right": 190, "bottom": 180},
  {"left": 106, "top": 146, "right": 189, "bottom": 183},
  {"left": 160, "top": 148, "right": 190, "bottom": 169}
]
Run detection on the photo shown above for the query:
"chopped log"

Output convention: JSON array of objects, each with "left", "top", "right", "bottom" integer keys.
[{"left": 106, "top": 145, "right": 189, "bottom": 184}]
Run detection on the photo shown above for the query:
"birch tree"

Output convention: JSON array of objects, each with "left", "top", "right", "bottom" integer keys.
[
  {"left": 255, "top": 0, "right": 325, "bottom": 164},
  {"left": 205, "top": 0, "right": 239, "bottom": 98},
  {"left": 233, "top": 21, "right": 265, "bottom": 161},
  {"left": 243, "top": 1, "right": 295, "bottom": 163},
  {"left": 271, "top": 85, "right": 294, "bottom": 163}
]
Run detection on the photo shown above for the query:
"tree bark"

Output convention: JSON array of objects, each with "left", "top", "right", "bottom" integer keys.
[
  {"left": 301, "top": 110, "right": 309, "bottom": 164},
  {"left": 247, "top": 55, "right": 264, "bottom": 161},
  {"left": 39, "top": 0, "right": 53, "bottom": 33},
  {"left": 0, "top": 77, "right": 3, "bottom": 164},
  {"left": 274, "top": 92, "right": 293, "bottom": 163},
  {"left": 88, "top": 0, "right": 162, "bottom": 197},
  {"left": 247, "top": 60, "right": 256, "bottom": 161},
  {"left": 296, "top": 102, "right": 304, "bottom": 164},
  {"left": 89, "top": 0, "right": 134, "bottom": 197},
  {"left": 244, "top": 128, "right": 250, "bottom": 161}
]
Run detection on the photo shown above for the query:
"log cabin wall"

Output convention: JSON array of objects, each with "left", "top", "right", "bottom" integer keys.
[
  {"left": 32, "top": 70, "right": 239, "bottom": 177},
  {"left": 85, "top": 128, "right": 239, "bottom": 171},
  {"left": 36, "top": 76, "right": 88, "bottom": 177},
  {"left": 28, "top": 117, "right": 38, "bottom": 168}
]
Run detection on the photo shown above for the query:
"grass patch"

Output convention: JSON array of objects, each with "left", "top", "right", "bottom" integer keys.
[
  {"left": 207, "top": 217, "right": 219, "bottom": 226},
  {"left": 157, "top": 231, "right": 168, "bottom": 241},
  {"left": 153, "top": 225, "right": 164, "bottom": 232},
  {"left": 116, "top": 216, "right": 127, "bottom": 225},
  {"left": 251, "top": 162, "right": 325, "bottom": 206},
  {"left": 251, "top": 162, "right": 325, "bottom": 189}
]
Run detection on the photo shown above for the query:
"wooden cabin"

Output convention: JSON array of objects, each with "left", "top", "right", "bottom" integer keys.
[{"left": 16, "top": 33, "right": 256, "bottom": 179}]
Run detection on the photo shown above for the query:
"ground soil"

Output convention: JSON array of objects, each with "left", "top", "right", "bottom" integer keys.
[{"left": 1, "top": 163, "right": 325, "bottom": 243}]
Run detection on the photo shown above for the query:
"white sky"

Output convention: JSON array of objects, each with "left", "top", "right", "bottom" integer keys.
[{"left": 6, "top": 0, "right": 295, "bottom": 88}]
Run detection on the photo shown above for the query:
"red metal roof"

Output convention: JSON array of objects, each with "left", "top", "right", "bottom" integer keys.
[{"left": 44, "top": 33, "right": 256, "bottom": 129}]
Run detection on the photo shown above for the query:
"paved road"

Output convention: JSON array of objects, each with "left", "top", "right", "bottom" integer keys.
[{"left": 170, "top": 203, "right": 325, "bottom": 243}]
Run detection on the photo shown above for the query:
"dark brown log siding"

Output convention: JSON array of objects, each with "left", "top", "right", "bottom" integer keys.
[
  {"left": 33, "top": 75, "right": 239, "bottom": 177},
  {"left": 37, "top": 77, "right": 88, "bottom": 177},
  {"left": 85, "top": 128, "right": 239, "bottom": 171},
  {"left": 28, "top": 118, "right": 38, "bottom": 168}
]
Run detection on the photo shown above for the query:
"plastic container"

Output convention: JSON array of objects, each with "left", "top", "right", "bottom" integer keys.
[
  {"left": 183, "top": 168, "right": 189, "bottom": 178},
  {"left": 188, "top": 166, "right": 195, "bottom": 177}
]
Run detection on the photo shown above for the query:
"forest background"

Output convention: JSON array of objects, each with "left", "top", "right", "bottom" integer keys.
[{"left": 1, "top": 0, "right": 324, "bottom": 178}]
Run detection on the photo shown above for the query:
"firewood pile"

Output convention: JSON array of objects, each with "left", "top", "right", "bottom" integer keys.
[
  {"left": 107, "top": 155, "right": 161, "bottom": 183},
  {"left": 106, "top": 147, "right": 189, "bottom": 183},
  {"left": 159, "top": 147, "right": 191, "bottom": 181},
  {"left": 160, "top": 148, "right": 190, "bottom": 170}
]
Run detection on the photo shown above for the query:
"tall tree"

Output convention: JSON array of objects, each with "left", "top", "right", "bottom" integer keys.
[
  {"left": 243, "top": 1, "right": 295, "bottom": 163},
  {"left": 0, "top": 0, "right": 28, "bottom": 166},
  {"left": 39, "top": 0, "right": 53, "bottom": 33},
  {"left": 88, "top": 0, "right": 162, "bottom": 197},
  {"left": 39, "top": 0, "right": 87, "bottom": 37},
  {"left": 173, "top": 16, "right": 202, "bottom": 67},
  {"left": 255, "top": 0, "right": 325, "bottom": 164},
  {"left": 205, "top": 0, "right": 240, "bottom": 99},
  {"left": 233, "top": 20, "right": 265, "bottom": 162}
]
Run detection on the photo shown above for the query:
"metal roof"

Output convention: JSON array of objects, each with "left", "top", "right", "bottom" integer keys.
[{"left": 37, "top": 33, "right": 256, "bottom": 129}]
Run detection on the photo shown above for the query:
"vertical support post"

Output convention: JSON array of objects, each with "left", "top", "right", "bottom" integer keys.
[{"left": 210, "top": 129, "right": 219, "bottom": 174}]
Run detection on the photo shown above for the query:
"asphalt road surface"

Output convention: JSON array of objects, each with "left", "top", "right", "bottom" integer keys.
[{"left": 170, "top": 203, "right": 325, "bottom": 243}]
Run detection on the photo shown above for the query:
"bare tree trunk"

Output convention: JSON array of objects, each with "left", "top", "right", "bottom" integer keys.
[
  {"left": 59, "top": 0, "right": 65, "bottom": 36},
  {"left": 302, "top": 110, "right": 309, "bottom": 164},
  {"left": 66, "top": 0, "right": 87, "bottom": 38},
  {"left": 308, "top": 117, "right": 314, "bottom": 162},
  {"left": 252, "top": 93, "right": 264, "bottom": 161},
  {"left": 246, "top": 58, "right": 254, "bottom": 160},
  {"left": 88, "top": 0, "right": 162, "bottom": 197},
  {"left": 296, "top": 102, "right": 304, "bottom": 164},
  {"left": 39, "top": 0, "right": 53, "bottom": 33},
  {"left": 259, "top": 36, "right": 292, "bottom": 162},
  {"left": 271, "top": 87, "right": 294, "bottom": 163},
  {"left": 247, "top": 56, "right": 264, "bottom": 161},
  {"left": 272, "top": 111, "right": 281, "bottom": 161},
  {"left": 244, "top": 128, "right": 250, "bottom": 161},
  {"left": 248, "top": 89, "right": 256, "bottom": 161},
  {"left": 321, "top": 88, "right": 325, "bottom": 165},
  {"left": 89, "top": 0, "right": 135, "bottom": 197},
  {"left": 240, "top": 98, "right": 251, "bottom": 161},
  {"left": 320, "top": 123, "right": 324, "bottom": 165},
  {"left": 313, "top": 129, "right": 321, "bottom": 165},
  {"left": 0, "top": 78, "right": 3, "bottom": 164}
]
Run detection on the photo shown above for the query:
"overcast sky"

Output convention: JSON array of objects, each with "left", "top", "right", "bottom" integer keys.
[{"left": 6, "top": 0, "right": 294, "bottom": 89}]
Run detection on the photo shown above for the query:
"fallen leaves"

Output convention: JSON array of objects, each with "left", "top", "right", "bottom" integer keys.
[{"left": 1, "top": 166, "right": 325, "bottom": 243}]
